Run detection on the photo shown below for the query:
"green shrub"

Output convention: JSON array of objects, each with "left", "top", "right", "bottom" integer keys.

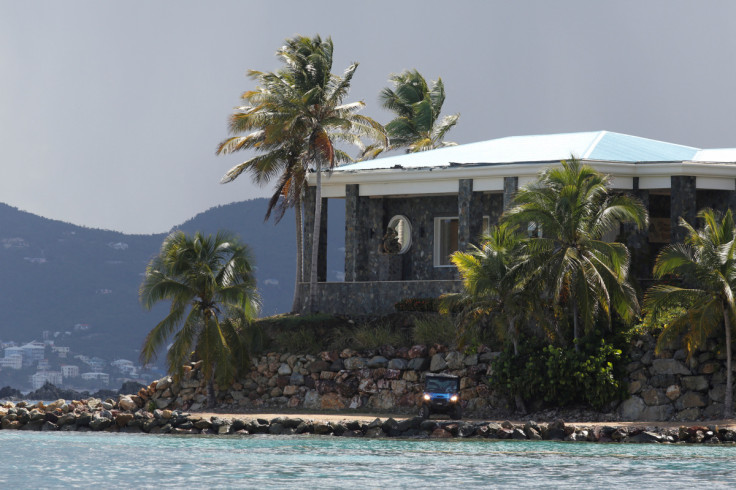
[
  {"left": 272, "top": 327, "right": 326, "bottom": 354},
  {"left": 412, "top": 314, "right": 457, "bottom": 346},
  {"left": 395, "top": 297, "right": 439, "bottom": 312},
  {"left": 489, "top": 337, "right": 627, "bottom": 410},
  {"left": 329, "top": 323, "right": 406, "bottom": 351},
  {"left": 351, "top": 323, "right": 406, "bottom": 350}
]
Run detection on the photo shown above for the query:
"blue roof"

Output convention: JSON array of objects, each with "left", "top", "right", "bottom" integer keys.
[
  {"left": 336, "top": 131, "right": 701, "bottom": 172},
  {"left": 586, "top": 132, "right": 698, "bottom": 162}
]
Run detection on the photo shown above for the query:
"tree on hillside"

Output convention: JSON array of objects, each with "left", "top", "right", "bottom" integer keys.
[
  {"left": 502, "top": 158, "right": 648, "bottom": 350},
  {"left": 364, "top": 69, "right": 459, "bottom": 157},
  {"left": 644, "top": 209, "right": 735, "bottom": 418},
  {"left": 218, "top": 35, "right": 386, "bottom": 313},
  {"left": 139, "top": 231, "right": 260, "bottom": 408}
]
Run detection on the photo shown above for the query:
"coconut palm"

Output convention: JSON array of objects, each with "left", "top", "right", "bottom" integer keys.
[
  {"left": 275, "top": 35, "right": 387, "bottom": 311},
  {"left": 217, "top": 68, "right": 308, "bottom": 312},
  {"left": 140, "top": 231, "right": 261, "bottom": 408},
  {"left": 219, "top": 35, "right": 386, "bottom": 313},
  {"left": 644, "top": 208, "right": 735, "bottom": 418},
  {"left": 448, "top": 223, "right": 536, "bottom": 355},
  {"left": 365, "top": 69, "right": 459, "bottom": 157},
  {"left": 502, "top": 158, "right": 648, "bottom": 350}
]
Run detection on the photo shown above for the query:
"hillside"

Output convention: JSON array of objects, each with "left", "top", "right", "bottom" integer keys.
[{"left": 0, "top": 199, "right": 345, "bottom": 361}]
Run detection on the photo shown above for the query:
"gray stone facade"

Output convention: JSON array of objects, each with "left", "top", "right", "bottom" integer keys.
[
  {"left": 296, "top": 280, "right": 463, "bottom": 316},
  {"left": 304, "top": 173, "right": 717, "bottom": 315}
]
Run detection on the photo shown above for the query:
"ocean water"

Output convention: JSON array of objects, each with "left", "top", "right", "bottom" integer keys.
[{"left": 1, "top": 431, "right": 735, "bottom": 488}]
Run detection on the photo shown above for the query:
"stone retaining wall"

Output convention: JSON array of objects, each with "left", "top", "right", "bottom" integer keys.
[
  {"left": 620, "top": 334, "right": 735, "bottom": 421},
  {"left": 296, "top": 280, "right": 463, "bottom": 315},
  {"left": 153, "top": 335, "right": 734, "bottom": 422}
]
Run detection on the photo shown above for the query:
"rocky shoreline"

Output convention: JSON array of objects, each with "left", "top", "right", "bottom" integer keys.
[{"left": 1, "top": 396, "right": 735, "bottom": 444}]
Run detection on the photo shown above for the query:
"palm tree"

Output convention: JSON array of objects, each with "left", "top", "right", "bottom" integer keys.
[
  {"left": 503, "top": 158, "right": 648, "bottom": 350},
  {"left": 216, "top": 69, "right": 308, "bottom": 313},
  {"left": 140, "top": 231, "right": 261, "bottom": 408},
  {"left": 448, "top": 223, "right": 535, "bottom": 355},
  {"left": 365, "top": 69, "right": 459, "bottom": 156},
  {"left": 644, "top": 208, "right": 735, "bottom": 418},
  {"left": 218, "top": 35, "right": 386, "bottom": 313},
  {"left": 275, "top": 35, "right": 387, "bottom": 311}
]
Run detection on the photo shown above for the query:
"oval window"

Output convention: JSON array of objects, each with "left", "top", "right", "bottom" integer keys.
[{"left": 383, "top": 215, "right": 412, "bottom": 254}]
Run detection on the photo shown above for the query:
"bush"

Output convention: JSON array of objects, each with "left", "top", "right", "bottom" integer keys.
[
  {"left": 488, "top": 337, "right": 627, "bottom": 410},
  {"left": 395, "top": 297, "right": 439, "bottom": 312},
  {"left": 412, "top": 314, "right": 457, "bottom": 346},
  {"left": 330, "top": 323, "right": 406, "bottom": 351},
  {"left": 272, "top": 327, "right": 326, "bottom": 354}
]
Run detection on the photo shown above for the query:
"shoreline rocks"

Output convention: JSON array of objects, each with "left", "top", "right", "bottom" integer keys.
[{"left": 0, "top": 399, "right": 733, "bottom": 445}]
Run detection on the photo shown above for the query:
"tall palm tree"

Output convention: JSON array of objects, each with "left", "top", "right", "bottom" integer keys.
[
  {"left": 503, "top": 158, "right": 648, "bottom": 350},
  {"left": 365, "top": 69, "right": 459, "bottom": 157},
  {"left": 644, "top": 208, "right": 735, "bottom": 418},
  {"left": 275, "top": 35, "right": 387, "bottom": 311},
  {"left": 218, "top": 35, "right": 386, "bottom": 313},
  {"left": 140, "top": 231, "right": 261, "bottom": 408},
  {"left": 216, "top": 68, "right": 308, "bottom": 313}
]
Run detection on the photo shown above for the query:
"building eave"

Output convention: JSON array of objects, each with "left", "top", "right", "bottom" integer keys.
[{"left": 312, "top": 159, "right": 736, "bottom": 198}]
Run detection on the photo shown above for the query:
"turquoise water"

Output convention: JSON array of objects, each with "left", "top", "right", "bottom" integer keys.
[{"left": 1, "top": 432, "right": 735, "bottom": 488}]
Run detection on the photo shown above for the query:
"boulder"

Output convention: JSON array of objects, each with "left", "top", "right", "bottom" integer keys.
[
  {"left": 681, "top": 376, "right": 709, "bottom": 392},
  {"left": 642, "top": 388, "right": 668, "bottom": 406},
  {"left": 641, "top": 404, "right": 674, "bottom": 421},
  {"left": 665, "top": 385, "right": 682, "bottom": 401},
  {"left": 429, "top": 354, "right": 448, "bottom": 372},
  {"left": 343, "top": 357, "right": 366, "bottom": 370},
  {"left": 387, "top": 358, "right": 408, "bottom": 370},
  {"left": 367, "top": 356, "right": 389, "bottom": 368},
  {"left": 407, "top": 358, "right": 428, "bottom": 371},
  {"left": 619, "top": 396, "right": 646, "bottom": 420},
  {"left": 118, "top": 396, "right": 137, "bottom": 411},
  {"left": 445, "top": 351, "right": 464, "bottom": 370},
  {"left": 408, "top": 345, "right": 428, "bottom": 359},
  {"left": 677, "top": 391, "right": 707, "bottom": 410},
  {"left": 651, "top": 359, "right": 691, "bottom": 376},
  {"left": 320, "top": 393, "right": 346, "bottom": 410}
]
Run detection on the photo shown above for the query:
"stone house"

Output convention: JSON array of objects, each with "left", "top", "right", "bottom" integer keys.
[{"left": 298, "top": 131, "right": 736, "bottom": 314}]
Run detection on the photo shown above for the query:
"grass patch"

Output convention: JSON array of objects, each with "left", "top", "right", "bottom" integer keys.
[{"left": 412, "top": 314, "right": 457, "bottom": 347}]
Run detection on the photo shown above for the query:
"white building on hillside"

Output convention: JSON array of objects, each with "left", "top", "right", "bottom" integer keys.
[
  {"left": 61, "top": 365, "right": 79, "bottom": 378},
  {"left": 81, "top": 372, "right": 109, "bottom": 384},
  {"left": 30, "top": 371, "right": 63, "bottom": 390}
]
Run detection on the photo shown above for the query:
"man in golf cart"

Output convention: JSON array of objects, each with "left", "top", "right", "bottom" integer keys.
[{"left": 418, "top": 374, "right": 462, "bottom": 420}]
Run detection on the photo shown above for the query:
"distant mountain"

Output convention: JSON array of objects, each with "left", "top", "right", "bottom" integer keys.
[{"left": 0, "top": 199, "right": 345, "bottom": 361}]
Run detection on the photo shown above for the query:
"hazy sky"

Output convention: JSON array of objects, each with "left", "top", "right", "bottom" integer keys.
[{"left": 3, "top": 1, "right": 736, "bottom": 234}]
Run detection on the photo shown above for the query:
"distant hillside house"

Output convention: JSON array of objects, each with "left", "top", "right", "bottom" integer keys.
[
  {"left": 30, "top": 371, "right": 62, "bottom": 390},
  {"left": 61, "top": 365, "right": 79, "bottom": 378},
  {"left": 299, "top": 131, "right": 736, "bottom": 315}
]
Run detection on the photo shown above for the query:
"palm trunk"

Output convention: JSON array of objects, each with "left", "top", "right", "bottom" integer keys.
[
  {"left": 207, "top": 371, "right": 216, "bottom": 408},
  {"left": 573, "top": 300, "right": 580, "bottom": 352},
  {"left": 725, "top": 308, "right": 733, "bottom": 418},
  {"left": 291, "top": 199, "right": 304, "bottom": 313},
  {"left": 309, "top": 160, "right": 322, "bottom": 313}
]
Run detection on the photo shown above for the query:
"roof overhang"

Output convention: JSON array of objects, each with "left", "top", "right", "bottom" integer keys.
[{"left": 310, "top": 159, "right": 736, "bottom": 198}]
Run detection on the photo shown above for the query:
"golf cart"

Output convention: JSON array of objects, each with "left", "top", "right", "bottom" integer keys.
[{"left": 419, "top": 374, "right": 462, "bottom": 420}]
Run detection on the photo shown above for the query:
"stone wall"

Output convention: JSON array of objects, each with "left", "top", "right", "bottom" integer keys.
[
  {"left": 164, "top": 346, "right": 499, "bottom": 416},
  {"left": 619, "top": 334, "right": 735, "bottom": 421},
  {"left": 295, "top": 280, "right": 463, "bottom": 316},
  {"left": 142, "top": 334, "right": 734, "bottom": 422}
]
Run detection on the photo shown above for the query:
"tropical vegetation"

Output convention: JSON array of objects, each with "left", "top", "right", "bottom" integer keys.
[
  {"left": 502, "top": 158, "right": 647, "bottom": 349},
  {"left": 644, "top": 209, "right": 735, "bottom": 418},
  {"left": 363, "top": 69, "right": 459, "bottom": 157},
  {"left": 139, "top": 231, "right": 261, "bottom": 407},
  {"left": 217, "top": 34, "right": 387, "bottom": 313},
  {"left": 448, "top": 158, "right": 648, "bottom": 410}
]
